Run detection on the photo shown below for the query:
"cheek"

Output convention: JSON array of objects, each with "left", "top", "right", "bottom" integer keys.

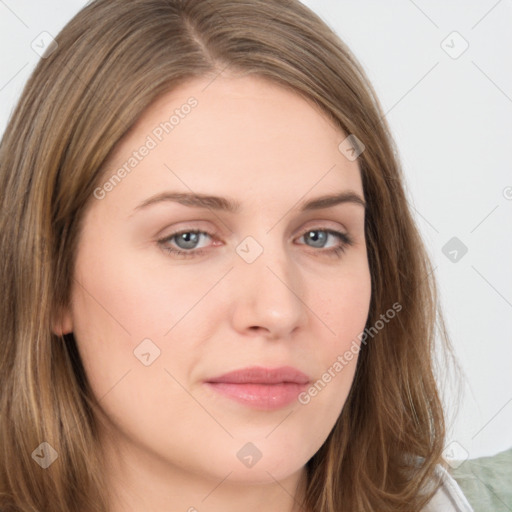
[
  {"left": 315, "top": 258, "right": 372, "bottom": 348},
  {"left": 297, "top": 262, "right": 371, "bottom": 410},
  {"left": 70, "top": 235, "right": 202, "bottom": 340},
  {"left": 68, "top": 233, "right": 222, "bottom": 403}
]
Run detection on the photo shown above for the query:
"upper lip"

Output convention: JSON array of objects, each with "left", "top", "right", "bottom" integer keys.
[{"left": 206, "top": 366, "right": 310, "bottom": 385}]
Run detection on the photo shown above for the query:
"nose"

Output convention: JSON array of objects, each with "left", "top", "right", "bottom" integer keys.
[{"left": 229, "top": 240, "right": 308, "bottom": 340}]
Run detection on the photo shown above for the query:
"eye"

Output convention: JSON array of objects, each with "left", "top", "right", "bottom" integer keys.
[
  {"left": 296, "top": 228, "right": 353, "bottom": 258},
  {"left": 157, "top": 227, "right": 353, "bottom": 259},
  {"left": 158, "top": 229, "right": 214, "bottom": 259}
]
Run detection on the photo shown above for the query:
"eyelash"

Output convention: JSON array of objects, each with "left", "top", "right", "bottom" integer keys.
[{"left": 157, "top": 227, "right": 353, "bottom": 260}]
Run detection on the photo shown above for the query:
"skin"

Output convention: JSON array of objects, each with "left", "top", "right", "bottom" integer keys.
[{"left": 54, "top": 73, "right": 372, "bottom": 512}]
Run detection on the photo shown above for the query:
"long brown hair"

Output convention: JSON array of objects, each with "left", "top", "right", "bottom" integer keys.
[{"left": 0, "top": 0, "right": 460, "bottom": 510}]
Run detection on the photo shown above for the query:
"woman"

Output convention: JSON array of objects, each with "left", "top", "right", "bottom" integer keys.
[{"left": 0, "top": 0, "right": 474, "bottom": 510}]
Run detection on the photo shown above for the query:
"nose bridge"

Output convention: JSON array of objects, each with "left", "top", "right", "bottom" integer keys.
[
  {"left": 230, "top": 229, "right": 307, "bottom": 337},
  {"left": 238, "top": 233, "right": 291, "bottom": 289}
]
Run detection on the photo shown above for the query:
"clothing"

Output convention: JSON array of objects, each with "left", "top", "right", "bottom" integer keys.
[{"left": 422, "top": 464, "right": 475, "bottom": 511}]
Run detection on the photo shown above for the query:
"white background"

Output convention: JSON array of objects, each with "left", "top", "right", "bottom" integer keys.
[{"left": 1, "top": 0, "right": 511, "bottom": 460}]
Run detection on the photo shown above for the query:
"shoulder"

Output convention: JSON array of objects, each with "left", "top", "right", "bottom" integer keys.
[{"left": 421, "top": 464, "right": 474, "bottom": 512}]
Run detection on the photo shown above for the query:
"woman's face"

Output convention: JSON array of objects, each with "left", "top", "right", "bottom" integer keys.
[{"left": 56, "top": 74, "right": 371, "bottom": 492}]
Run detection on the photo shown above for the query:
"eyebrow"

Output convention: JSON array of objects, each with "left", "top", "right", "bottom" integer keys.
[{"left": 133, "top": 190, "right": 366, "bottom": 214}]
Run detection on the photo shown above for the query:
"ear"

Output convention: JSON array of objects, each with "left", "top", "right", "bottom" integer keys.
[{"left": 51, "top": 305, "right": 73, "bottom": 336}]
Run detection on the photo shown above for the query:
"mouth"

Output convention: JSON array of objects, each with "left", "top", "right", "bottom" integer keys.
[{"left": 204, "top": 366, "right": 310, "bottom": 411}]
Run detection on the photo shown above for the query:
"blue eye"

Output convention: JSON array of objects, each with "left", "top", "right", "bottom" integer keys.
[
  {"left": 298, "top": 229, "right": 353, "bottom": 258},
  {"left": 157, "top": 228, "right": 353, "bottom": 259},
  {"left": 158, "top": 230, "right": 211, "bottom": 258}
]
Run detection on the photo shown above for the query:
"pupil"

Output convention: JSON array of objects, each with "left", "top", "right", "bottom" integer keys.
[
  {"left": 307, "top": 230, "right": 326, "bottom": 248},
  {"left": 178, "top": 232, "right": 199, "bottom": 249}
]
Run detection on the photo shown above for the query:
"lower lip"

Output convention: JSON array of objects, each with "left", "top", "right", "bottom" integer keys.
[{"left": 205, "top": 382, "right": 308, "bottom": 410}]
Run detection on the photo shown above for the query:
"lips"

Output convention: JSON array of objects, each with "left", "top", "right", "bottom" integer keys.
[
  {"left": 206, "top": 366, "right": 310, "bottom": 385},
  {"left": 204, "top": 366, "right": 310, "bottom": 410}
]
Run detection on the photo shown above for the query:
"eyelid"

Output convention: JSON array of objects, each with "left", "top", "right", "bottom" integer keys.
[
  {"left": 157, "top": 217, "right": 349, "bottom": 240},
  {"left": 156, "top": 220, "right": 349, "bottom": 244},
  {"left": 156, "top": 223, "right": 354, "bottom": 259},
  {"left": 298, "top": 218, "right": 349, "bottom": 234}
]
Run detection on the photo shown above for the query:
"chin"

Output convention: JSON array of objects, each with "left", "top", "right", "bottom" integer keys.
[{"left": 225, "top": 462, "right": 304, "bottom": 485}]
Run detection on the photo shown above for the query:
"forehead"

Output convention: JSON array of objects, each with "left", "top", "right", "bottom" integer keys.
[{"left": 100, "top": 74, "right": 363, "bottom": 210}]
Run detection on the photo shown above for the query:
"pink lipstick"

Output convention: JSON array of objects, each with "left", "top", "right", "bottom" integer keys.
[{"left": 204, "top": 366, "right": 310, "bottom": 410}]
